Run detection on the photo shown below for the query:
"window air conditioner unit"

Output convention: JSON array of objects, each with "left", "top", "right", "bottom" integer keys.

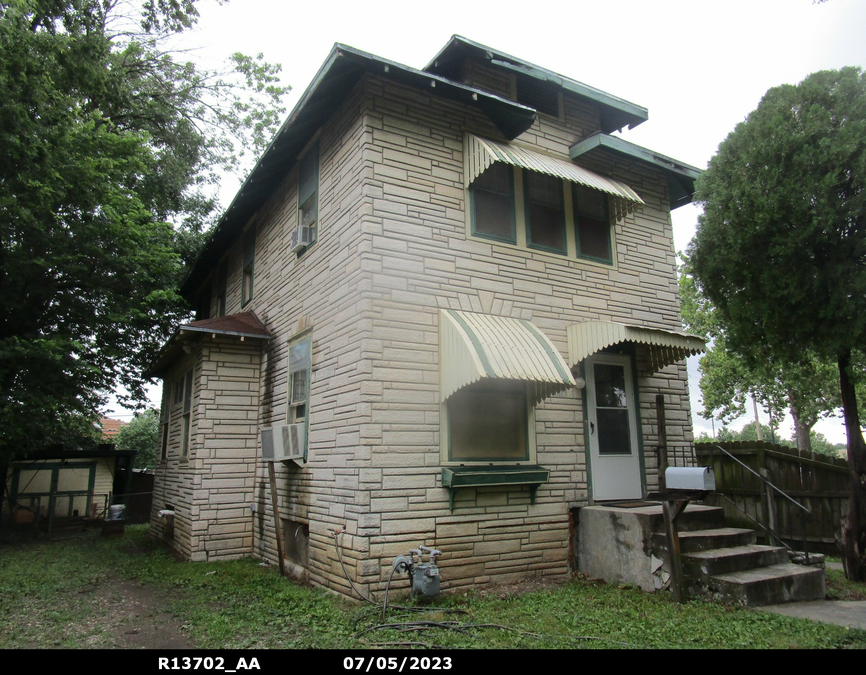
[
  {"left": 261, "top": 424, "right": 305, "bottom": 463},
  {"left": 290, "top": 226, "right": 314, "bottom": 253}
]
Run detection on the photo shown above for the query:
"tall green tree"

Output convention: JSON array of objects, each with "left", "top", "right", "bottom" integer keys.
[
  {"left": 689, "top": 68, "right": 866, "bottom": 579},
  {"left": 115, "top": 409, "right": 160, "bottom": 469},
  {"left": 680, "top": 256, "right": 841, "bottom": 452},
  {"left": 0, "top": 1, "right": 288, "bottom": 459}
]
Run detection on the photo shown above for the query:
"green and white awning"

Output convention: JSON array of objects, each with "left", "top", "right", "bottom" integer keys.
[
  {"left": 465, "top": 134, "right": 644, "bottom": 222},
  {"left": 440, "top": 309, "right": 575, "bottom": 402},
  {"left": 567, "top": 321, "right": 705, "bottom": 374}
]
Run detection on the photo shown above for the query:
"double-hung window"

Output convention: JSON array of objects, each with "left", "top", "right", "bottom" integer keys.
[
  {"left": 573, "top": 184, "right": 612, "bottom": 263},
  {"left": 470, "top": 162, "right": 515, "bottom": 243},
  {"left": 242, "top": 228, "right": 255, "bottom": 306},
  {"left": 464, "top": 136, "right": 640, "bottom": 265},
  {"left": 180, "top": 370, "right": 193, "bottom": 458},
  {"left": 288, "top": 332, "right": 312, "bottom": 458},
  {"left": 215, "top": 260, "right": 227, "bottom": 317},
  {"left": 524, "top": 171, "right": 567, "bottom": 255},
  {"left": 298, "top": 142, "right": 319, "bottom": 248}
]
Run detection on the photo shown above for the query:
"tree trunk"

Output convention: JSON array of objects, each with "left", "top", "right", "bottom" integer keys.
[{"left": 839, "top": 350, "right": 866, "bottom": 581}]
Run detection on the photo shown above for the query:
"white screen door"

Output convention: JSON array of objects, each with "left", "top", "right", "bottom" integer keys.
[{"left": 585, "top": 354, "right": 643, "bottom": 501}]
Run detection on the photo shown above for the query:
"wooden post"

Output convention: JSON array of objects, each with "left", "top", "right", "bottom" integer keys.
[
  {"left": 656, "top": 394, "right": 668, "bottom": 491},
  {"left": 267, "top": 460, "right": 287, "bottom": 577},
  {"left": 662, "top": 498, "right": 688, "bottom": 603}
]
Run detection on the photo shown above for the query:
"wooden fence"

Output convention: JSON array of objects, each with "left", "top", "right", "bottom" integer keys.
[{"left": 694, "top": 441, "right": 849, "bottom": 555}]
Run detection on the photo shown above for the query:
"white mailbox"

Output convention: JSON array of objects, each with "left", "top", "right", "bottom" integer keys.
[{"left": 665, "top": 466, "right": 715, "bottom": 491}]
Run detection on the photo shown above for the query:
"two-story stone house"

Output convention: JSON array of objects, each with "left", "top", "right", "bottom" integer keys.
[{"left": 147, "top": 36, "right": 705, "bottom": 597}]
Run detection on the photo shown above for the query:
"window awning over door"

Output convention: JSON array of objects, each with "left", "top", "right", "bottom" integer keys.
[
  {"left": 567, "top": 321, "right": 706, "bottom": 374},
  {"left": 465, "top": 134, "right": 644, "bottom": 222},
  {"left": 440, "top": 309, "right": 576, "bottom": 402}
]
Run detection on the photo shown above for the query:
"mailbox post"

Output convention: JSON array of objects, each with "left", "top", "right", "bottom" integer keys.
[{"left": 651, "top": 467, "right": 716, "bottom": 602}]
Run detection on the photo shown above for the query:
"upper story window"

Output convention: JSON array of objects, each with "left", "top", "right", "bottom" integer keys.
[
  {"left": 215, "top": 260, "right": 227, "bottom": 317},
  {"left": 298, "top": 142, "right": 320, "bottom": 250},
  {"left": 524, "top": 171, "right": 567, "bottom": 255},
  {"left": 242, "top": 227, "right": 255, "bottom": 306},
  {"left": 465, "top": 135, "right": 643, "bottom": 266},
  {"left": 573, "top": 184, "right": 612, "bottom": 263},
  {"left": 470, "top": 162, "right": 515, "bottom": 243},
  {"left": 469, "top": 164, "right": 614, "bottom": 264}
]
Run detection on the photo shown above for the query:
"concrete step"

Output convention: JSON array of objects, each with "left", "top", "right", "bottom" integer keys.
[
  {"left": 683, "top": 544, "right": 789, "bottom": 580},
  {"left": 654, "top": 527, "right": 756, "bottom": 554},
  {"left": 704, "top": 563, "right": 826, "bottom": 607}
]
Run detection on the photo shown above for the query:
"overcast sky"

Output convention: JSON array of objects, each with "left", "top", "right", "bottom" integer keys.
[{"left": 120, "top": 0, "right": 866, "bottom": 442}]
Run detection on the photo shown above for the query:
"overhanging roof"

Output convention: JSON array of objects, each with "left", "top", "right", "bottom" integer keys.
[
  {"left": 181, "top": 43, "right": 538, "bottom": 299},
  {"left": 567, "top": 321, "right": 705, "bottom": 374},
  {"left": 146, "top": 312, "right": 270, "bottom": 379},
  {"left": 569, "top": 133, "right": 702, "bottom": 210},
  {"left": 467, "top": 135, "right": 644, "bottom": 222},
  {"left": 440, "top": 309, "right": 575, "bottom": 402},
  {"left": 425, "top": 36, "right": 648, "bottom": 133},
  {"left": 179, "top": 312, "right": 270, "bottom": 340}
]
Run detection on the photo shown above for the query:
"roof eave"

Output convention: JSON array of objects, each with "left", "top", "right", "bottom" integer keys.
[
  {"left": 180, "top": 43, "right": 537, "bottom": 299},
  {"left": 424, "top": 35, "right": 648, "bottom": 133},
  {"left": 569, "top": 133, "right": 702, "bottom": 209}
]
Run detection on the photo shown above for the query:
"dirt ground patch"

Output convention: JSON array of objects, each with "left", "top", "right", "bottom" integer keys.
[{"left": 88, "top": 577, "right": 197, "bottom": 649}]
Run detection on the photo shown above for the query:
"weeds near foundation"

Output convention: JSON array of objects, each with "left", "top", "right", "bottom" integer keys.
[{"left": 2, "top": 525, "right": 866, "bottom": 649}]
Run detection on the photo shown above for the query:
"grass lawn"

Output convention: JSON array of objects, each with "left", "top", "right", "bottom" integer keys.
[{"left": 1, "top": 524, "right": 865, "bottom": 649}]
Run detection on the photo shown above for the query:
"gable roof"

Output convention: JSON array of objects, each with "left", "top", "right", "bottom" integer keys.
[
  {"left": 424, "top": 35, "right": 648, "bottom": 134},
  {"left": 181, "top": 42, "right": 538, "bottom": 298}
]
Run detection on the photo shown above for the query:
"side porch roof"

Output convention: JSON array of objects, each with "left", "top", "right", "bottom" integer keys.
[{"left": 145, "top": 312, "right": 270, "bottom": 379}]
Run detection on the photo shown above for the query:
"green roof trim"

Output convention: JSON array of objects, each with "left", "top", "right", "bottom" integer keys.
[
  {"left": 180, "top": 42, "right": 537, "bottom": 299},
  {"left": 570, "top": 133, "right": 703, "bottom": 210},
  {"left": 425, "top": 35, "right": 648, "bottom": 133}
]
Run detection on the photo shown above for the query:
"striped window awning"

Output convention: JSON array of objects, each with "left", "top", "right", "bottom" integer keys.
[
  {"left": 567, "top": 321, "right": 706, "bottom": 374},
  {"left": 465, "top": 134, "right": 644, "bottom": 222},
  {"left": 440, "top": 309, "right": 576, "bottom": 402}
]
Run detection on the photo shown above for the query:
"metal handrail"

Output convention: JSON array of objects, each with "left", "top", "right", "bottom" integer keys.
[{"left": 709, "top": 444, "right": 812, "bottom": 564}]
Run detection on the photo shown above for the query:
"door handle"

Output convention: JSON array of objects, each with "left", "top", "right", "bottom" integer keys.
[{"left": 590, "top": 422, "right": 595, "bottom": 435}]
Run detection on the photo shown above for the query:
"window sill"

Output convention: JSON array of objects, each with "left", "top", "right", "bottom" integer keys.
[{"left": 441, "top": 464, "right": 550, "bottom": 510}]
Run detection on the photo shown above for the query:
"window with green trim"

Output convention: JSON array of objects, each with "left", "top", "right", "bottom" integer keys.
[
  {"left": 525, "top": 171, "right": 566, "bottom": 254},
  {"left": 573, "top": 184, "right": 612, "bottom": 263},
  {"left": 447, "top": 380, "right": 529, "bottom": 462},
  {"left": 470, "top": 163, "right": 515, "bottom": 243}
]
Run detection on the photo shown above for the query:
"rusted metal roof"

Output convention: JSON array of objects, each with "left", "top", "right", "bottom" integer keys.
[
  {"left": 440, "top": 309, "right": 575, "bottom": 402},
  {"left": 566, "top": 321, "right": 705, "bottom": 374},
  {"left": 466, "top": 135, "right": 645, "bottom": 222},
  {"left": 179, "top": 312, "right": 270, "bottom": 339}
]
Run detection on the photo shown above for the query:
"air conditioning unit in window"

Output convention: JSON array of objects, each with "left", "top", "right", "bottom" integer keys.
[
  {"left": 289, "top": 226, "right": 314, "bottom": 253},
  {"left": 261, "top": 424, "right": 305, "bottom": 463}
]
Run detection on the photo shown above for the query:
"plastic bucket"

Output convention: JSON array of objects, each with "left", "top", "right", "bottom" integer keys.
[{"left": 109, "top": 504, "right": 125, "bottom": 521}]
